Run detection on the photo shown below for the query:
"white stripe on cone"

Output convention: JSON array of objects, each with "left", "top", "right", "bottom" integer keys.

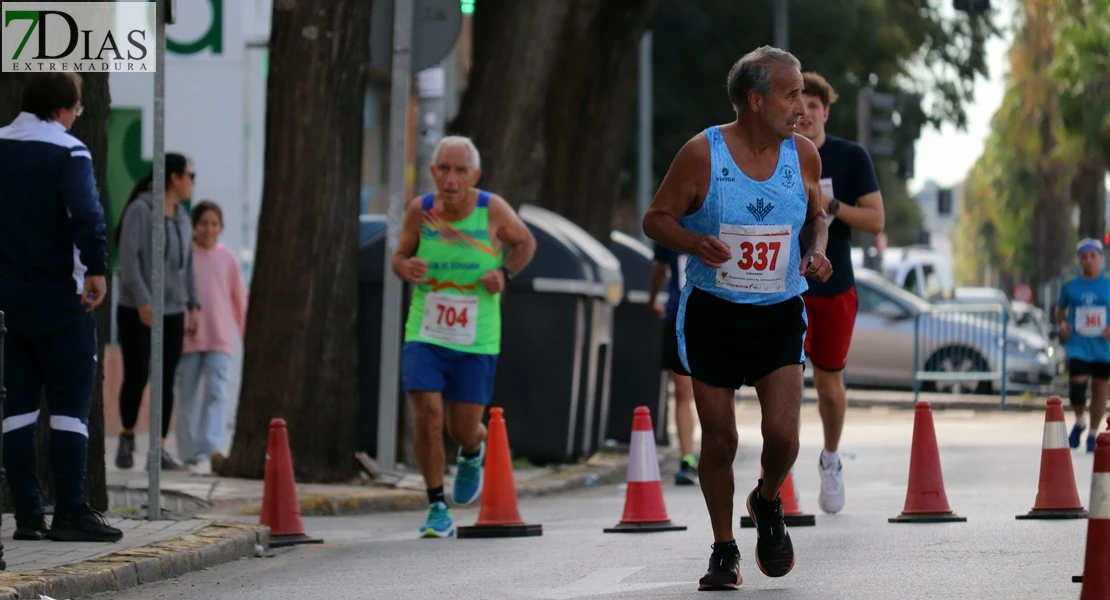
[
  {"left": 628, "top": 431, "right": 662, "bottom": 483},
  {"left": 1043, "top": 421, "right": 1068, "bottom": 450},
  {"left": 1092, "top": 472, "right": 1110, "bottom": 520}
]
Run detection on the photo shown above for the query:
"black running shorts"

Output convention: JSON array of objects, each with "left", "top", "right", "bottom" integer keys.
[{"left": 672, "top": 286, "right": 807, "bottom": 389}]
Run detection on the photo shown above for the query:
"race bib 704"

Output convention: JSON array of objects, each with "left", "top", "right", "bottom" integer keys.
[{"left": 421, "top": 292, "right": 478, "bottom": 345}]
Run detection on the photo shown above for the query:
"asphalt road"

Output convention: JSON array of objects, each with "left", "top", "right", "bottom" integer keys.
[{"left": 90, "top": 405, "right": 1098, "bottom": 600}]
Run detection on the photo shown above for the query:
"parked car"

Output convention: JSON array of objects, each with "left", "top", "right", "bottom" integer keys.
[
  {"left": 851, "top": 245, "right": 954, "bottom": 301},
  {"left": 825, "top": 269, "right": 1060, "bottom": 394}
]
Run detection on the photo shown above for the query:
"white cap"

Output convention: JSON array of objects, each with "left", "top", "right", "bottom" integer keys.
[{"left": 1077, "top": 238, "right": 1103, "bottom": 254}]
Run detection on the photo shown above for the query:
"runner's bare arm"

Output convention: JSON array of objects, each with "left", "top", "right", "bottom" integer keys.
[
  {"left": 831, "top": 190, "right": 884, "bottom": 235},
  {"left": 796, "top": 135, "right": 828, "bottom": 255},
  {"left": 391, "top": 197, "right": 425, "bottom": 278},
  {"left": 490, "top": 194, "right": 537, "bottom": 275},
  {"left": 642, "top": 134, "right": 712, "bottom": 255}
]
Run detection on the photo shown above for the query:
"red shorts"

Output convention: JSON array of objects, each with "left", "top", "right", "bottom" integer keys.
[{"left": 802, "top": 286, "right": 858, "bottom": 372}]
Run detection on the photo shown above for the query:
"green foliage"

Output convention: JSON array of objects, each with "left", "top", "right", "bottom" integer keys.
[
  {"left": 1051, "top": 0, "right": 1110, "bottom": 164},
  {"left": 625, "top": 0, "right": 999, "bottom": 241}
]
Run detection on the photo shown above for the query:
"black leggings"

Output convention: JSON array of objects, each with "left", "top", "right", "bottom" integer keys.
[{"left": 117, "top": 306, "right": 184, "bottom": 438}]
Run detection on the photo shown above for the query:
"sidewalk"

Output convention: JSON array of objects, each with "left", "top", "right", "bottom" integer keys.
[
  {"left": 106, "top": 434, "right": 647, "bottom": 518},
  {"left": 0, "top": 518, "right": 265, "bottom": 600},
  {"left": 738, "top": 386, "right": 1052, "bottom": 412}
]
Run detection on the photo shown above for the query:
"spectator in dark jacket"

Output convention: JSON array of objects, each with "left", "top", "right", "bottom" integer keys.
[{"left": 0, "top": 73, "right": 123, "bottom": 542}]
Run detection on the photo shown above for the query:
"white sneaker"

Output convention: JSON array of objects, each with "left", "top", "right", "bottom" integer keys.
[{"left": 818, "top": 454, "right": 845, "bottom": 514}]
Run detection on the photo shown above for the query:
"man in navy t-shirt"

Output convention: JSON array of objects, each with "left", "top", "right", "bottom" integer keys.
[
  {"left": 795, "top": 72, "right": 884, "bottom": 516},
  {"left": 649, "top": 243, "right": 698, "bottom": 485}
]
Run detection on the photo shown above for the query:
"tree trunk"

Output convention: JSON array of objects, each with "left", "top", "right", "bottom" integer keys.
[
  {"left": 450, "top": 0, "right": 661, "bottom": 240},
  {"left": 1074, "top": 162, "right": 1107, "bottom": 241},
  {"left": 0, "top": 70, "right": 111, "bottom": 512},
  {"left": 219, "top": 0, "right": 370, "bottom": 482}
]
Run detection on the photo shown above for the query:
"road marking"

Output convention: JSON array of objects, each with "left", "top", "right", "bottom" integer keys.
[{"left": 522, "top": 567, "right": 687, "bottom": 599}]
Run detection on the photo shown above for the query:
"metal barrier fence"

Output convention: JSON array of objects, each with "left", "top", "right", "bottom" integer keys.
[{"left": 913, "top": 303, "right": 1009, "bottom": 407}]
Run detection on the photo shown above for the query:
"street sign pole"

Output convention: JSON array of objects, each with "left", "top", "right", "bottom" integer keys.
[
  {"left": 636, "top": 31, "right": 652, "bottom": 241},
  {"left": 148, "top": 0, "right": 171, "bottom": 521},
  {"left": 377, "top": 0, "right": 415, "bottom": 474}
]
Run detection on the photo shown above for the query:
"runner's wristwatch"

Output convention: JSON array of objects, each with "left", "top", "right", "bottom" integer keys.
[
  {"left": 828, "top": 198, "right": 841, "bottom": 216},
  {"left": 501, "top": 266, "right": 514, "bottom": 282}
]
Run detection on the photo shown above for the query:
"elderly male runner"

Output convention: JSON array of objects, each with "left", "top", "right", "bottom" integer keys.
[
  {"left": 643, "top": 46, "right": 831, "bottom": 590},
  {"left": 392, "top": 136, "right": 537, "bottom": 538}
]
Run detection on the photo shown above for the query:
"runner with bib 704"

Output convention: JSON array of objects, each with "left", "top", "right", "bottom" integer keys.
[{"left": 391, "top": 136, "right": 537, "bottom": 539}]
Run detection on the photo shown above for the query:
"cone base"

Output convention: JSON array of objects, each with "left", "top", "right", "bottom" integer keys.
[
  {"left": 457, "top": 523, "right": 543, "bottom": 538},
  {"left": 269, "top": 533, "right": 325, "bottom": 548},
  {"left": 740, "top": 513, "right": 815, "bottom": 528},
  {"left": 1073, "top": 575, "right": 1083, "bottom": 583},
  {"left": 1015, "top": 508, "right": 1088, "bottom": 520},
  {"left": 603, "top": 520, "right": 687, "bottom": 533},
  {"left": 888, "top": 511, "right": 967, "bottom": 523}
]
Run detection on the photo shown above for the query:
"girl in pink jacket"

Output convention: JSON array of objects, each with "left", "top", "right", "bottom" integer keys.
[{"left": 175, "top": 201, "right": 247, "bottom": 473}]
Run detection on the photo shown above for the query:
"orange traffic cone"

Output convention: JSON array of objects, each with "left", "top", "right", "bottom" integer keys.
[
  {"left": 1080, "top": 424, "right": 1110, "bottom": 599},
  {"left": 888, "top": 401, "right": 967, "bottom": 523},
  {"left": 604, "top": 406, "right": 687, "bottom": 533},
  {"left": 741, "top": 469, "right": 815, "bottom": 528},
  {"left": 1016, "top": 396, "right": 1087, "bottom": 520},
  {"left": 457, "top": 407, "right": 543, "bottom": 538},
  {"left": 260, "top": 418, "right": 323, "bottom": 547}
]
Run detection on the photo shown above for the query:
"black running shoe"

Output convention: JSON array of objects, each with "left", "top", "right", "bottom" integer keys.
[
  {"left": 698, "top": 541, "right": 742, "bottom": 591},
  {"left": 745, "top": 481, "right": 795, "bottom": 578},
  {"left": 14, "top": 516, "right": 48, "bottom": 541},
  {"left": 46, "top": 505, "right": 124, "bottom": 543}
]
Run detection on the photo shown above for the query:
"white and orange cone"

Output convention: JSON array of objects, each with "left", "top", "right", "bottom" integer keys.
[
  {"left": 1079, "top": 422, "right": 1110, "bottom": 598},
  {"left": 604, "top": 406, "right": 687, "bottom": 533},
  {"left": 1016, "top": 396, "right": 1087, "bottom": 520}
]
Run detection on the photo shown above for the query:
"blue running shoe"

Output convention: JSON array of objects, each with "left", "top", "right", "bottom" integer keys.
[
  {"left": 419, "top": 502, "right": 455, "bottom": 538},
  {"left": 1071, "top": 422, "right": 1087, "bottom": 449},
  {"left": 452, "top": 442, "right": 485, "bottom": 506},
  {"left": 1088, "top": 434, "right": 1097, "bottom": 453}
]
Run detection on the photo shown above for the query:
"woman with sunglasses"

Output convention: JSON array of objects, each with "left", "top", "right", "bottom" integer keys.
[{"left": 114, "top": 152, "right": 199, "bottom": 471}]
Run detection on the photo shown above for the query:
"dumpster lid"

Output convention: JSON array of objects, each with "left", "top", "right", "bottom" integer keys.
[
  {"left": 519, "top": 204, "right": 624, "bottom": 305},
  {"left": 359, "top": 214, "right": 388, "bottom": 248}
]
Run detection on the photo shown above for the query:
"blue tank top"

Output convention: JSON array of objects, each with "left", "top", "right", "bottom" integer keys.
[{"left": 679, "top": 126, "right": 810, "bottom": 306}]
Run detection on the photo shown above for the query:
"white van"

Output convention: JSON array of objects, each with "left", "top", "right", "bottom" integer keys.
[{"left": 850, "top": 245, "right": 954, "bottom": 301}]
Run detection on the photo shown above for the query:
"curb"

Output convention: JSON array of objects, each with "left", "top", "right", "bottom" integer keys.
[
  {"left": 236, "top": 447, "right": 656, "bottom": 517},
  {"left": 842, "top": 397, "right": 1048, "bottom": 412},
  {"left": 0, "top": 521, "right": 268, "bottom": 600}
]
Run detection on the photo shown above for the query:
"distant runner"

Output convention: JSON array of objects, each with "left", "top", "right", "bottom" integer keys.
[
  {"left": 649, "top": 243, "right": 699, "bottom": 485},
  {"left": 1057, "top": 237, "right": 1110, "bottom": 453},
  {"left": 392, "top": 136, "right": 537, "bottom": 538},
  {"left": 795, "top": 71, "right": 884, "bottom": 514}
]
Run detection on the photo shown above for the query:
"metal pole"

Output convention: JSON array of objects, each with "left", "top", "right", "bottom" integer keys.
[
  {"left": 774, "top": 0, "right": 789, "bottom": 51},
  {"left": 377, "top": 0, "right": 414, "bottom": 474},
  {"left": 0, "top": 311, "right": 7, "bottom": 570},
  {"left": 148, "top": 0, "right": 167, "bottom": 520},
  {"left": 637, "top": 31, "right": 653, "bottom": 241}
]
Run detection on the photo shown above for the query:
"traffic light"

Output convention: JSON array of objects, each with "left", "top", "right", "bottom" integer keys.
[
  {"left": 461, "top": 0, "right": 476, "bottom": 14},
  {"left": 1103, "top": 232, "right": 1110, "bottom": 246},
  {"left": 856, "top": 87, "right": 897, "bottom": 159}
]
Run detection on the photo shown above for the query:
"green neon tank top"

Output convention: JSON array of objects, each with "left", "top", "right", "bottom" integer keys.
[{"left": 403, "top": 190, "right": 504, "bottom": 354}]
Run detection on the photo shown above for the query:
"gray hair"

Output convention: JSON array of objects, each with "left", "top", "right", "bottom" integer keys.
[
  {"left": 726, "top": 46, "right": 801, "bottom": 114},
  {"left": 432, "top": 135, "right": 481, "bottom": 170}
]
